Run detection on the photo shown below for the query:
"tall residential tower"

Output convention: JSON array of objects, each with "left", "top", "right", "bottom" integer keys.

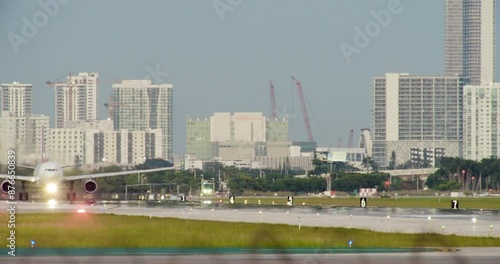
[
  {"left": 53, "top": 72, "right": 99, "bottom": 128},
  {"left": 112, "top": 80, "right": 173, "bottom": 161},
  {"left": 1, "top": 82, "right": 32, "bottom": 117},
  {"left": 444, "top": 0, "right": 495, "bottom": 85},
  {"left": 371, "top": 73, "right": 468, "bottom": 167}
]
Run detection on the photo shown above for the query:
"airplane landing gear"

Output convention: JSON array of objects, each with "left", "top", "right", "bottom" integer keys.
[
  {"left": 20, "top": 182, "right": 29, "bottom": 201},
  {"left": 67, "top": 182, "right": 76, "bottom": 203}
]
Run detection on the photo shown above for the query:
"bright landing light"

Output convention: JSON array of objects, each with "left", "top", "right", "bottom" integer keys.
[{"left": 45, "top": 183, "right": 57, "bottom": 194}]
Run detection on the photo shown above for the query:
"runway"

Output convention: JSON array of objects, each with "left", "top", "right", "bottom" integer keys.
[
  {"left": 10, "top": 201, "right": 500, "bottom": 237},
  {"left": 1, "top": 248, "right": 500, "bottom": 264}
]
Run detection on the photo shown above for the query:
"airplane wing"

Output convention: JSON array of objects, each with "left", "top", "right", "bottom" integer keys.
[
  {"left": 0, "top": 174, "right": 39, "bottom": 182},
  {"left": 0, "top": 164, "right": 36, "bottom": 170},
  {"left": 63, "top": 167, "right": 175, "bottom": 181},
  {"left": 61, "top": 164, "right": 82, "bottom": 169}
]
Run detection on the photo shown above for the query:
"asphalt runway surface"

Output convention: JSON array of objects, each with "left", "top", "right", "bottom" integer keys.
[
  {"left": 9, "top": 201, "right": 500, "bottom": 237},
  {"left": 1, "top": 248, "right": 500, "bottom": 264}
]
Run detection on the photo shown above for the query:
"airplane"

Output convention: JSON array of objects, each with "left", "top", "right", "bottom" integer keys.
[{"left": 1, "top": 145, "right": 174, "bottom": 202}]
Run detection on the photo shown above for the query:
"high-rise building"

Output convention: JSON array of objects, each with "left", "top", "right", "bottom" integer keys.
[
  {"left": 186, "top": 115, "right": 212, "bottom": 161},
  {"left": 444, "top": 0, "right": 495, "bottom": 85},
  {"left": 1, "top": 82, "right": 32, "bottom": 117},
  {"left": 47, "top": 126, "right": 162, "bottom": 166},
  {"left": 54, "top": 72, "right": 98, "bottom": 128},
  {"left": 463, "top": 83, "right": 500, "bottom": 160},
  {"left": 112, "top": 80, "right": 173, "bottom": 161},
  {"left": 371, "top": 73, "right": 469, "bottom": 167}
]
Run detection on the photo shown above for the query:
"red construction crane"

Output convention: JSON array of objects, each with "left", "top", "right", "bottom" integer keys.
[
  {"left": 291, "top": 76, "right": 314, "bottom": 142},
  {"left": 269, "top": 81, "right": 277, "bottom": 119},
  {"left": 347, "top": 128, "right": 354, "bottom": 148}
]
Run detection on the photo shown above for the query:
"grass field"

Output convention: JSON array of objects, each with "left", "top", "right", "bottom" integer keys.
[
  {"left": 2, "top": 213, "right": 499, "bottom": 248},
  {"left": 208, "top": 196, "right": 500, "bottom": 209}
]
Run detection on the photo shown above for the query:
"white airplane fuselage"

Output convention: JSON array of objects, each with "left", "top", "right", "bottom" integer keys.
[{"left": 32, "top": 161, "right": 65, "bottom": 193}]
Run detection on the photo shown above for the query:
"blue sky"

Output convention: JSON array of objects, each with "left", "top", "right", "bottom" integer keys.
[{"left": 1, "top": 0, "right": 498, "bottom": 153}]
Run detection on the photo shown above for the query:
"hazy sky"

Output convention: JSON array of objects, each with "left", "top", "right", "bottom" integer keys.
[{"left": 1, "top": 0, "right": 498, "bottom": 154}]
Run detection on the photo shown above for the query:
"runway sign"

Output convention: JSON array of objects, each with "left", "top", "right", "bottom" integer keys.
[
  {"left": 180, "top": 195, "right": 186, "bottom": 202},
  {"left": 229, "top": 196, "right": 235, "bottom": 204},
  {"left": 287, "top": 196, "right": 294, "bottom": 206},
  {"left": 360, "top": 198, "right": 367, "bottom": 208},
  {"left": 451, "top": 200, "right": 459, "bottom": 209}
]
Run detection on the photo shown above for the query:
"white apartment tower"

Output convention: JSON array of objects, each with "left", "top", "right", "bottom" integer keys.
[
  {"left": 371, "top": 73, "right": 469, "bottom": 167},
  {"left": 54, "top": 72, "right": 98, "bottom": 128},
  {"left": 1, "top": 82, "right": 32, "bottom": 117},
  {"left": 112, "top": 80, "right": 173, "bottom": 161},
  {"left": 463, "top": 83, "right": 500, "bottom": 160},
  {"left": 444, "top": 0, "right": 496, "bottom": 85}
]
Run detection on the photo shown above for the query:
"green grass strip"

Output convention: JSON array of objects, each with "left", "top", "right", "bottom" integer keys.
[{"left": 1, "top": 213, "right": 499, "bottom": 249}]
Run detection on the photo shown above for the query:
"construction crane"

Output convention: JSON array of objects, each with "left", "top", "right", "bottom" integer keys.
[
  {"left": 269, "top": 81, "right": 277, "bottom": 119},
  {"left": 46, "top": 72, "right": 74, "bottom": 123},
  {"left": 103, "top": 96, "right": 125, "bottom": 120},
  {"left": 347, "top": 128, "right": 354, "bottom": 148},
  {"left": 291, "top": 76, "right": 314, "bottom": 142}
]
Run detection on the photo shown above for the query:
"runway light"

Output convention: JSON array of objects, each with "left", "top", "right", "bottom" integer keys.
[
  {"left": 48, "top": 199, "right": 57, "bottom": 208},
  {"left": 386, "top": 215, "right": 390, "bottom": 220},
  {"left": 348, "top": 240, "right": 353, "bottom": 248},
  {"left": 30, "top": 240, "right": 35, "bottom": 248},
  {"left": 77, "top": 209, "right": 86, "bottom": 213},
  {"left": 317, "top": 213, "right": 319, "bottom": 217},
  {"left": 427, "top": 216, "right": 432, "bottom": 220},
  {"left": 490, "top": 225, "right": 493, "bottom": 229},
  {"left": 286, "top": 211, "right": 289, "bottom": 214},
  {"left": 472, "top": 217, "right": 477, "bottom": 223},
  {"left": 259, "top": 211, "right": 262, "bottom": 214},
  {"left": 45, "top": 183, "right": 57, "bottom": 194},
  {"left": 442, "top": 225, "right": 446, "bottom": 229}
]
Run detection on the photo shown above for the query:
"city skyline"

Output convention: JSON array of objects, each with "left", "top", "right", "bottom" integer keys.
[{"left": 2, "top": 0, "right": 500, "bottom": 154}]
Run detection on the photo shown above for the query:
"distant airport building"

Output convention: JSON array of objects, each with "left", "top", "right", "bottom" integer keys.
[
  {"left": 1, "top": 82, "right": 32, "bottom": 117},
  {"left": 0, "top": 111, "right": 49, "bottom": 164},
  {"left": 463, "top": 83, "right": 500, "bottom": 161},
  {"left": 112, "top": 80, "right": 173, "bottom": 161},
  {"left": 183, "top": 112, "right": 318, "bottom": 170},
  {"left": 444, "top": 0, "right": 495, "bottom": 85},
  {"left": 186, "top": 112, "right": 290, "bottom": 160},
  {"left": 316, "top": 147, "right": 365, "bottom": 168},
  {"left": 53, "top": 72, "right": 99, "bottom": 128},
  {"left": 371, "top": 73, "right": 468, "bottom": 168}
]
